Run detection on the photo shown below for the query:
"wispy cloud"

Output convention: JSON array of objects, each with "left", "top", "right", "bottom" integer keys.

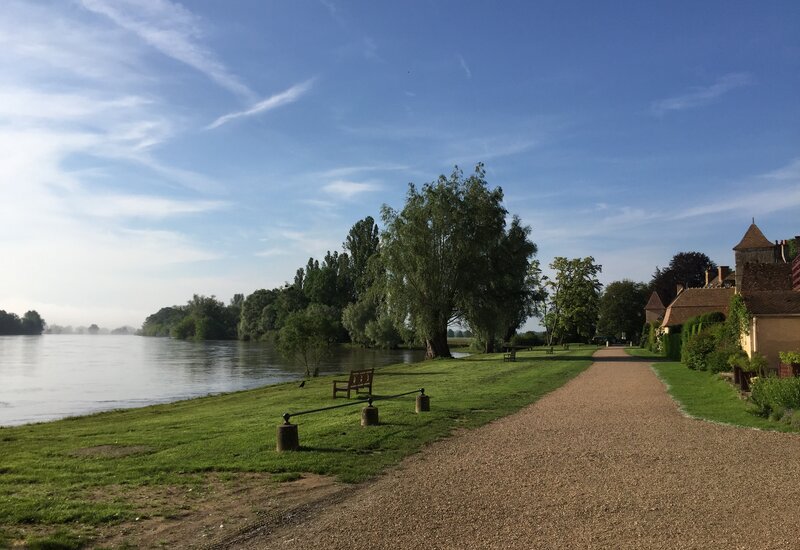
[
  {"left": 79, "top": 0, "right": 254, "bottom": 99},
  {"left": 79, "top": 195, "right": 227, "bottom": 219},
  {"left": 651, "top": 72, "right": 753, "bottom": 115},
  {"left": 457, "top": 54, "right": 472, "bottom": 78},
  {"left": 313, "top": 164, "right": 408, "bottom": 179},
  {"left": 322, "top": 180, "right": 381, "bottom": 199},
  {"left": 206, "top": 79, "right": 315, "bottom": 130}
]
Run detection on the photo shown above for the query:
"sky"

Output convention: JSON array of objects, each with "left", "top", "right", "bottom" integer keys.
[{"left": 1, "top": 0, "right": 799, "bottom": 329}]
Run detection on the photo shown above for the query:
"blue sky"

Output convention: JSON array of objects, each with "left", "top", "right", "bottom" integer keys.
[{"left": 1, "top": 0, "right": 799, "bottom": 328}]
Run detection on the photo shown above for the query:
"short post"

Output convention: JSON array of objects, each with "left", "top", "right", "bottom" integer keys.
[
  {"left": 415, "top": 388, "right": 430, "bottom": 413},
  {"left": 361, "top": 398, "right": 379, "bottom": 426},
  {"left": 276, "top": 413, "right": 299, "bottom": 452}
]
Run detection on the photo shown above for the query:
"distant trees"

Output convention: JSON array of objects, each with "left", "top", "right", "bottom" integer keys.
[
  {"left": 544, "top": 257, "right": 603, "bottom": 345},
  {"left": 596, "top": 280, "right": 649, "bottom": 341},
  {"left": 136, "top": 163, "right": 548, "bottom": 358},
  {"left": 140, "top": 295, "right": 241, "bottom": 340},
  {"left": 381, "top": 164, "right": 535, "bottom": 358},
  {"left": 0, "top": 309, "right": 46, "bottom": 335},
  {"left": 651, "top": 252, "right": 716, "bottom": 305}
]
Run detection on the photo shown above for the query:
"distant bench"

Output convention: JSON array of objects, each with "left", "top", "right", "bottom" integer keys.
[
  {"left": 333, "top": 368, "right": 374, "bottom": 399},
  {"left": 503, "top": 348, "right": 516, "bottom": 362}
]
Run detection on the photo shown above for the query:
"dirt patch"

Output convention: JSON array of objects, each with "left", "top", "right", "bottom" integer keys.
[
  {"left": 88, "top": 472, "right": 344, "bottom": 549},
  {"left": 70, "top": 445, "right": 153, "bottom": 458}
]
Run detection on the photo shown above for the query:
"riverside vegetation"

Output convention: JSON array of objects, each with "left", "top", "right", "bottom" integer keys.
[{"left": 0, "top": 347, "right": 594, "bottom": 548}]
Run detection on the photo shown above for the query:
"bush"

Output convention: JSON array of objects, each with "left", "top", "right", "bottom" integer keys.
[
  {"left": 779, "top": 351, "right": 800, "bottom": 364},
  {"left": 750, "top": 376, "right": 800, "bottom": 416},
  {"left": 684, "top": 329, "right": 718, "bottom": 370},
  {"left": 663, "top": 332, "right": 681, "bottom": 360}
]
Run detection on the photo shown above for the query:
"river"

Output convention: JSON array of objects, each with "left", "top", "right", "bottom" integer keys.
[{"left": 0, "top": 335, "right": 456, "bottom": 427}]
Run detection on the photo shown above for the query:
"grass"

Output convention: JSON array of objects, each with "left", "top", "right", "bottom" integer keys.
[
  {"left": 0, "top": 347, "right": 594, "bottom": 542},
  {"left": 625, "top": 348, "right": 799, "bottom": 432}
]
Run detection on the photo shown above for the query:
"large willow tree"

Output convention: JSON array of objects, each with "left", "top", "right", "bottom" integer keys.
[{"left": 381, "top": 164, "right": 533, "bottom": 358}]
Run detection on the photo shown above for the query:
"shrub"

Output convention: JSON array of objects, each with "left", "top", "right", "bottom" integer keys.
[
  {"left": 779, "top": 351, "right": 800, "bottom": 364},
  {"left": 684, "top": 329, "right": 718, "bottom": 370},
  {"left": 750, "top": 376, "right": 800, "bottom": 416},
  {"left": 663, "top": 332, "right": 681, "bottom": 360}
]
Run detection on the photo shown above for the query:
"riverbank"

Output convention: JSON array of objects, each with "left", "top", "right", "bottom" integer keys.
[{"left": 0, "top": 346, "right": 595, "bottom": 548}]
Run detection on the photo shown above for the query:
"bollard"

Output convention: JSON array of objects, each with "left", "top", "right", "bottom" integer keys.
[
  {"left": 415, "top": 388, "right": 430, "bottom": 413},
  {"left": 361, "top": 399, "right": 379, "bottom": 426},
  {"left": 276, "top": 413, "right": 299, "bottom": 452}
]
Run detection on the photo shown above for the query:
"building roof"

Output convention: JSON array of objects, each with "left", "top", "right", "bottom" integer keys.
[
  {"left": 743, "top": 291, "right": 800, "bottom": 315},
  {"left": 733, "top": 223, "right": 774, "bottom": 251},
  {"left": 661, "top": 287, "right": 735, "bottom": 327},
  {"left": 740, "top": 262, "right": 793, "bottom": 292},
  {"left": 645, "top": 291, "right": 665, "bottom": 312}
]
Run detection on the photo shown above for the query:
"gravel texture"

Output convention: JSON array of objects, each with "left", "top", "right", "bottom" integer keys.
[{"left": 242, "top": 348, "right": 800, "bottom": 549}]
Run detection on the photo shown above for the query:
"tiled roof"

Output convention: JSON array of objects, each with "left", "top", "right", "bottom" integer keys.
[
  {"left": 645, "top": 291, "right": 665, "bottom": 312},
  {"left": 743, "top": 291, "right": 800, "bottom": 315},
  {"left": 733, "top": 223, "right": 774, "bottom": 251},
  {"left": 661, "top": 287, "right": 735, "bottom": 327},
  {"left": 740, "top": 262, "right": 793, "bottom": 291}
]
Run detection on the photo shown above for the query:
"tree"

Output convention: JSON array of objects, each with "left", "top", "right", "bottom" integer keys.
[
  {"left": 87, "top": 323, "right": 100, "bottom": 335},
  {"left": 545, "top": 257, "right": 603, "bottom": 345},
  {"left": 461, "top": 216, "right": 538, "bottom": 352},
  {"left": 277, "top": 304, "right": 339, "bottom": 377},
  {"left": 344, "top": 216, "right": 380, "bottom": 299},
  {"left": 238, "top": 289, "right": 278, "bottom": 341},
  {"left": 381, "top": 164, "right": 508, "bottom": 358},
  {"left": 651, "top": 252, "right": 716, "bottom": 305},
  {"left": 596, "top": 280, "right": 649, "bottom": 341},
  {"left": 21, "top": 311, "right": 46, "bottom": 335}
]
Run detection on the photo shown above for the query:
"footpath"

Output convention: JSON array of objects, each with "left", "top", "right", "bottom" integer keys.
[{"left": 234, "top": 348, "right": 800, "bottom": 549}]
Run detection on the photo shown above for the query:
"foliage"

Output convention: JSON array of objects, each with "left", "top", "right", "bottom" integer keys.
[
  {"left": 641, "top": 321, "right": 661, "bottom": 353},
  {"left": 779, "top": 351, "right": 800, "bottom": 364},
  {"left": 0, "top": 309, "right": 46, "bottom": 335},
  {"left": 341, "top": 298, "right": 377, "bottom": 346},
  {"left": 650, "top": 251, "right": 716, "bottom": 305},
  {"left": 460, "top": 216, "right": 538, "bottom": 352},
  {"left": 139, "top": 306, "right": 188, "bottom": 337},
  {"left": 680, "top": 311, "right": 725, "bottom": 364},
  {"left": 544, "top": 256, "right": 602, "bottom": 345},
  {"left": 381, "top": 164, "right": 519, "bottom": 358},
  {"left": 663, "top": 331, "right": 682, "bottom": 361},
  {"left": 511, "top": 331, "right": 544, "bottom": 347},
  {"left": 596, "top": 280, "right": 649, "bottom": 341},
  {"left": 750, "top": 377, "right": 800, "bottom": 417},
  {"left": 364, "top": 315, "right": 403, "bottom": 349},
  {"left": 726, "top": 293, "right": 751, "bottom": 343},
  {"left": 683, "top": 329, "right": 719, "bottom": 370},
  {"left": 276, "top": 304, "right": 339, "bottom": 377},
  {"left": 343, "top": 216, "right": 380, "bottom": 300},
  {"left": 0, "top": 350, "right": 593, "bottom": 544}
]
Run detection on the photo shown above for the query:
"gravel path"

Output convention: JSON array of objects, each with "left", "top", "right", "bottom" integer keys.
[{"left": 242, "top": 348, "right": 800, "bottom": 549}]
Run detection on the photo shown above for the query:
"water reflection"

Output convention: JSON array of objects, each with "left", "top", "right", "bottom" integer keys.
[{"left": 0, "top": 335, "right": 455, "bottom": 426}]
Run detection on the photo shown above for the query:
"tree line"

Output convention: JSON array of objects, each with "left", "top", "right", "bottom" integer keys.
[
  {"left": 0, "top": 310, "right": 46, "bottom": 335},
  {"left": 140, "top": 164, "right": 617, "bottom": 368}
]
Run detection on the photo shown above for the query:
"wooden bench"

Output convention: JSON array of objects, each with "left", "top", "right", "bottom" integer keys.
[
  {"left": 333, "top": 368, "right": 374, "bottom": 398},
  {"left": 503, "top": 348, "right": 516, "bottom": 362}
]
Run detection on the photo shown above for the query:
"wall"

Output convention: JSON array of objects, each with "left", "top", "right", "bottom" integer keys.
[{"left": 743, "top": 316, "right": 800, "bottom": 369}]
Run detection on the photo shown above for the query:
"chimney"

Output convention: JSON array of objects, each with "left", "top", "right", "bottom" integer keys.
[
  {"left": 704, "top": 268, "right": 711, "bottom": 286},
  {"left": 676, "top": 283, "right": 685, "bottom": 296},
  {"left": 718, "top": 266, "right": 729, "bottom": 285}
]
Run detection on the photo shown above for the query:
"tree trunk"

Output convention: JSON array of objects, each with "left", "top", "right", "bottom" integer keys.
[
  {"left": 484, "top": 335, "right": 496, "bottom": 354},
  {"left": 425, "top": 330, "right": 451, "bottom": 359}
]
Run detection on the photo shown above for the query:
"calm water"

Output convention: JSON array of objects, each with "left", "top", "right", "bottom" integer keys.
[{"left": 0, "top": 335, "right": 438, "bottom": 427}]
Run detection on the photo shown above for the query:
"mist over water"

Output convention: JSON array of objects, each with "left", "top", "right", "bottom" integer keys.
[{"left": 0, "top": 335, "right": 439, "bottom": 426}]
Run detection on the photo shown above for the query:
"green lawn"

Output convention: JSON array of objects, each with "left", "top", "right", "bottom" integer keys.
[
  {"left": 0, "top": 348, "right": 593, "bottom": 543},
  {"left": 625, "top": 348, "right": 798, "bottom": 432}
]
